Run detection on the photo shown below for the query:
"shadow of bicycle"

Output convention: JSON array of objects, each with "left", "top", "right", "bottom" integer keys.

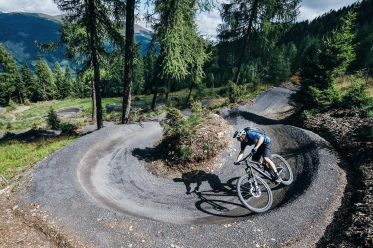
[{"left": 173, "top": 170, "right": 255, "bottom": 218}]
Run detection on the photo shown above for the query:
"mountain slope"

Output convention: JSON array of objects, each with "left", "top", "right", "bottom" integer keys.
[
  {"left": 0, "top": 12, "right": 152, "bottom": 71},
  {"left": 0, "top": 12, "right": 63, "bottom": 70}
]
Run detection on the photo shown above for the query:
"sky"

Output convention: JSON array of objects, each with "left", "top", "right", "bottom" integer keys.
[{"left": 0, "top": 0, "right": 359, "bottom": 39}]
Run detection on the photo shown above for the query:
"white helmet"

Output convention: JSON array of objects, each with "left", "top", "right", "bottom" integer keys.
[{"left": 233, "top": 129, "right": 246, "bottom": 138}]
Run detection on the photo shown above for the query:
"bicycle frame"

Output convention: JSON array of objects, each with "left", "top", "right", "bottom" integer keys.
[{"left": 240, "top": 153, "right": 275, "bottom": 182}]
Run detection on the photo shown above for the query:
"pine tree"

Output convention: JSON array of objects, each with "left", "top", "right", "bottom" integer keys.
[
  {"left": 146, "top": 0, "right": 212, "bottom": 110},
  {"left": 63, "top": 65, "right": 74, "bottom": 99},
  {"left": 0, "top": 43, "right": 18, "bottom": 105},
  {"left": 319, "top": 10, "right": 357, "bottom": 82},
  {"left": 101, "top": 49, "right": 123, "bottom": 97},
  {"left": 34, "top": 53, "right": 57, "bottom": 101},
  {"left": 74, "top": 71, "right": 91, "bottom": 99},
  {"left": 218, "top": 0, "right": 301, "bottom": 84},
  {"left": 133, "top": 42, "right": 145, "bottom": 96},
  {"left": 294, "top": 10, "right": 358, "bottom": 112},
  {"left": 20, "top": 61, "right": 35, "bottom": 101},
  {"left": 54, "top": 0, "right": 125, "bottom": 129},
  {"left": 14, "top": 73, "right": 26, "bottom": 104},
  {"left": 122, "top": 0, "right": 135, "bottom": 123},
  {"left": 143, "top": 52, "right": 157, "bottom": 95},
  {"left": 54, "top": 62, "right": 64, "bottom": 99}
]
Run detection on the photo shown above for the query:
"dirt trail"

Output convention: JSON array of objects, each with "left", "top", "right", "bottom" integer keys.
[{"left": 2, "top": 87, "right": 347, "bottom": 247}]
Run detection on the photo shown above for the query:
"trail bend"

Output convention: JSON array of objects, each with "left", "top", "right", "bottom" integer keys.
[{"left": 16, "top": 87, "right": 346, "bottom": 247}]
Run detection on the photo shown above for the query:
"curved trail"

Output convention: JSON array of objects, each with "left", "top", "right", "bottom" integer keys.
[{"left": 16, "top": 87, "right": 346, "bottom": 247}]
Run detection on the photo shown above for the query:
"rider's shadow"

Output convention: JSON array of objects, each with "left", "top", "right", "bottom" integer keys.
[
  {"left": 173, "top": 170, "right": 234, "bottom": 195},
  {"left": 174, "top": 171, "right": 252, "bottom": 217}
]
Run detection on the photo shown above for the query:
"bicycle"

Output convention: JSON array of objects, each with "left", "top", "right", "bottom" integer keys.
[{"left": 235, "top": 153, "right": 293, "bottom": 213}]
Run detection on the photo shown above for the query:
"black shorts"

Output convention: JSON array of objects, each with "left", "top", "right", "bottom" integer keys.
[{"left": 252, "top": 142, "right": 272, "bottom": 161}]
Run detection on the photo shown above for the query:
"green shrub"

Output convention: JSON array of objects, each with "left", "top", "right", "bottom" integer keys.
[
  {"left": 60, "top": 122, "right": 79, "bottom": 135},
  {"left": 300, "top": 109, "right": 319, "bottom": 119},
  {"left": 341, "top": 76, "right": 372, "bottom": 109},
  {"left": 362, "top": 103, "right": 373, "bottom": 117},
  {"left": 160, "top": 107, "right": 190, "bottom": 139},
  {"left": 228, "top": 81, "right": 247, "bottom": 103},
  {"left": 309, "top": 82, "right": 341, "bottom": 112},
  {"left": 8, "top": 99, "right": 17, "bottom": 111},
  {"left": 228, "top": 81, "right": 239, "bottom": 103},
  {"left": 208, "top": 98, "right": 228, "bottom": 110},
  {"left": 24, "top": 99, "right": 31, "bottom": 106},
  {"left": 192, "top": 82, "right": 208, "bottom": 101},
  {"left": 47, "top": 107, "right": 60, "bottom": 130},
  {"left": 155, "top": 108, "right": 163, "bottom": 116},
  {"left": 217, "top": 86, "right": 229, "bottom": 97},
  {"left": 160, "top": 101, "right": 204, "bottom": 140},
  {"left": 180, "top": 146, "right": 192, "bottom": 160},
  {"left": 188, "top": 101, "right": 202, "bottom": 128}
]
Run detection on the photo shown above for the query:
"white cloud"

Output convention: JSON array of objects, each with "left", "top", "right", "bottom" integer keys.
[
  {"left": 196, "top": 9, "right": 221, "bottom": 40},
  {"left": 0, "top": 0, "right": 359, "bottom": 38},
  {"left": 298, "top": 0, "right": 357, "bottom": 21},
  {"left": 196, "top": 0, "right": 358, "bottom": 38},
  {"left": 298, "top": 6, "right": 321, "bottom": 22},
  {"left": 0, "top": 0, "right": 61, "bottom": 15}
]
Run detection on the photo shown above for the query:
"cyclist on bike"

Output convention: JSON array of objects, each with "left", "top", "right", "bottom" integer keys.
[{"left": 233, "top": 128, "right": 282, "bottom": 183}]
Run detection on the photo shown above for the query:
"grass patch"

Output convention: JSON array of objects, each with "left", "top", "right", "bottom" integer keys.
[
  {"left": 246, "top": 83, "right": 273, "bottom": 99},
  {"left": 0, "top": 136, "right": 77, "bottom": 184},
  {"left": 208, "top": 98, "right": 228, "bottom": 110}
]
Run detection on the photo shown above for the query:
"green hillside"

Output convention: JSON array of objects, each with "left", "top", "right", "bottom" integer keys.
[
  {"left": 0, "top": 12, "right": 152, "bottom": 70},
  {"left": 0, "top": 12, "right": 64, "bottom": 70}
]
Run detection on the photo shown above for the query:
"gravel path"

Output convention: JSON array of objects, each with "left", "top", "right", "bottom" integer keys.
[{"left": 15, "top": 87, "right": 346, "bottom": 247}]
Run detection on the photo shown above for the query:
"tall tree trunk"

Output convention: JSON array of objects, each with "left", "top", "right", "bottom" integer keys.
[
  {"left": 186, "top": 69, "right": 197, "bottom": 105},
  {"left": 151, "top": 79, "right": 158, "bottom": 111},
  {"left": 186, "top": 82, "right": 194, "bottom": 106},
  {"left": 90, "top": 60, "right": 97, "bottom": 121},
  {"left": 165, "top": 76, "right": 170, "bottom": 100},
  {"left": 234, "top": 0, "right": 259, "bottom": 85},
  {"left": 87, "top": 0, "right": 102, "bottom": 129},
  {"left": 42, "top": 82, "right": 48, "bottom": 101},
  {"left": 151, "top": 53, "right": 166, "bottom": 111},
  {"left": 91, "top": 77, "right": 97, "bottom": 121},
  {"left": 122, "top": 0, "right": 135, "bottom": 124},
  {"left": 18, "top": 91, "right": 23, "bottom": 104}
]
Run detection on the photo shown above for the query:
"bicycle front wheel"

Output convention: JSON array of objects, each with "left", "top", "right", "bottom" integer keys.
[
  {"left": 237, "top": 175, "right": 273, "bottom": 213},
  {"left": 272, "top": 154, "right": 293, "bottom": 186}
]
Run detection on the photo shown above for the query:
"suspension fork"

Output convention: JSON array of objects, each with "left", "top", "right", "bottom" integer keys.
[
  {"left": 245, "top": 162, "right": 260, "bottom": 189},
  {"left": 244, "top": 161, "right": 253, "bottom": 175},
  {"left": 244, "top": 163, "right": 256, "bottom": 182}
]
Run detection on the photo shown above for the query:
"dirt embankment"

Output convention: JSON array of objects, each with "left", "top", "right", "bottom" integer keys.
[{"left": 292, "top": 109, "right": 373, "bottom": 247}]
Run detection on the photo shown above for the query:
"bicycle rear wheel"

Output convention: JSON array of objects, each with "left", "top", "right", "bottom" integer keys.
[
  {"left": 237, "top": 174, "right": 273, "bottom": 213},
  {"left": 272, "top": 154, "right": 293, "bottom": 185}
]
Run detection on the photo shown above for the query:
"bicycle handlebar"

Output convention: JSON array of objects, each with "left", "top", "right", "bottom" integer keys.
[{"left": 238, "top": 153, "right": 253, "bottom": 163}]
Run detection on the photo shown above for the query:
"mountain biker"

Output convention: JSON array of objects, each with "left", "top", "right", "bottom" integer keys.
[{"left": 233, "top": 128, "right": 282, "bottom": 183}]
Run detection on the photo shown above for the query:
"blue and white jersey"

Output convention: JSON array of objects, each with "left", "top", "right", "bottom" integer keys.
[
  {"left": 240, "top": 130, "right": 271, "bottom": 151},
  {"left": 246, "top": 131, "right": 270, "bottom": 144}
]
